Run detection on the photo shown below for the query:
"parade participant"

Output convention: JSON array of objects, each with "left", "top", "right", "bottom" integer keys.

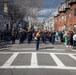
[
  {"left": 35, "top": 30, "right": 40, "bottom": 50},
  {"left": 51, "top": 31, "right": 55, "bottom": 45},
  {"left": 44, "top": 29, "right": 47, "bottom": 44},
  {"left": 11, "top": 29, "right": 16, "bottom": 44},
  {"left": 19, "top": 28, "right": 23, "bottom": 44},
  {"left": 27, "top": 28, "right": 31, "bottom": 44}
]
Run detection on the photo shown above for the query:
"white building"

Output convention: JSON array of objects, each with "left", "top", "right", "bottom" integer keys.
[
  {"left": 44, "top": 17, "right": 54, "bottom": 31},
  {"left": 0, "top": 0, "right": 11, "bottom": 30}
]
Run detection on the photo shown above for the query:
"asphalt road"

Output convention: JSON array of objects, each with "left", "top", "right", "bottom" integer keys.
[{"left": 0, "top": 41, "right": 76, "bottom": 75}]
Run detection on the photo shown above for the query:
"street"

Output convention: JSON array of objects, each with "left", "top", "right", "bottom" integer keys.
[{"left": 0, "top": 41, "right": 76, "bottom": 75}]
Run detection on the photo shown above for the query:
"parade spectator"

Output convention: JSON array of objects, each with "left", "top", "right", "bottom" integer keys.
[
  {"left": 73, "top": 32, "right": 76, "bottom": 48},
  {"left": 66, "top": 31, "right": 71, "bottom": 47},
  {"left": 55, "top": 31, "right": 59, "bottom": 40},
  {"left": 70, "top": 31, "right": 74, "bottom": 46},
  {"left": 59, "top": 31, "right": 63, "bottom": 42}
]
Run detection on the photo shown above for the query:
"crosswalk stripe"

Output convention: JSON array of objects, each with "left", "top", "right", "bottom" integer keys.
[
  {"left": 0, "top": 53, "right": 76, "bottom": 70},
  {"left": 31, "top": 53, "right": 38, "bottom": 66},
  {"left": 50, "top": 53, "right": 65, "bottom": 67},
  {"left": 68, "top": 54, "right": 76, "bottom": 60},
  {"left": 1, "top": 66, "right": 76, "bottom": 70},
  {"left": 2, "top": 53, "right": 18, "bottom": 68}
]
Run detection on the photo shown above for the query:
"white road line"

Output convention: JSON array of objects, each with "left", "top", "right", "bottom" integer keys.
[
  {"left": 50, "top": 53, "right": 65, "bottom": 67},
  {"left": 0, "top": 48, "right": 9, "bottom": 50},
  {"left": 45, "top": 49, "right": 65, "bottom": 51},
  {"left": 31, "top": 53, "right": 38, "bottom": 66},
  {"left": 2, "top": 53, "right": 18, "bottom": 68},
  {"left": 10, "top": 48, "right": 65, "bottom": 51},
  {"left": 68, "top": 54, "right": 76, "bottom": 60},
  {"left": 72, "top": 50, "right": 76, "bottom": 52},
  {"left": 0, "top": 52, "right": 76, "bottom": 55},
  {"left": 1, "top": 66, "right": 76, "bottom": 70},
  {"left": 11, "top": 48, "right": 36, "bottom": 50}
]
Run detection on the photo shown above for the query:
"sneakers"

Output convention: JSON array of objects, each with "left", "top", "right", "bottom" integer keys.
[
  {"left": 69, "top": 46, "right": 71, "bottom": 47},
  {"left": 66, "top": 45, "right": 68, "bottom": 47},
  {"left": 66, "top": 45, "right": 71, "bottom": 47}
]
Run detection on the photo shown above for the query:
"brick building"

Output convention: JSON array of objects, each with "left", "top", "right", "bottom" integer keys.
[{"left": 54, "top": 0, "right": 76, "bottom": 32}]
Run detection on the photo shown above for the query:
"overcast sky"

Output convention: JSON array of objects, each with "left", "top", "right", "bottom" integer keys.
[{"left": 37, "top": 0, "right": 65, "bottom": 20}]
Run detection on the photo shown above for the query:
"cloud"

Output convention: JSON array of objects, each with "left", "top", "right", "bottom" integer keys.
[
  {"left": 37, "top": 8, "right": 52, "bottom": 16},
  {"left": 37, "top": 17, "right": 46, "bottom": 20}
]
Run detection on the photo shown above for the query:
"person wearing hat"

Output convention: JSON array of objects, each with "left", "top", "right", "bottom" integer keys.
[
  {"left": 27, "top": 28, "right": 31, "bottom": 44},
  {"left": 43, "top": 29, "right": 47, "bottom": 44},
  {"left": 19, "top": 28, "right": 23, "bottom": 44},
  {"left": 11, "top": 29, "right": 16, "bottom": 44}
]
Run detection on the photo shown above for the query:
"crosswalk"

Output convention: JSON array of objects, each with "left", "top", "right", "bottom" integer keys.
[{"left": 0, "top": 52, "right": 76, "bottom": 70}]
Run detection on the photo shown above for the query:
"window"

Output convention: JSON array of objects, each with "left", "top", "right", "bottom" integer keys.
[
  {"left": 74, "top": 8, "right": 76, "bottom": 16},
  {"left": 74, "top": 24, "right": 76, "bottom": 32}
]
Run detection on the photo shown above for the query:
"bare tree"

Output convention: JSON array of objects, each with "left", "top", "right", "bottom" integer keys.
[{"left": 1, "top": 0, "right": 44, "bottom": 30}]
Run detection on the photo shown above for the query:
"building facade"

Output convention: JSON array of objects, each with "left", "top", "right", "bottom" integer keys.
[
  {"left": 0, "top": 0, "right": 12, "bottom": 30},
  {"left": 54, "top": 0, "right": 76, "bottom": 32}
]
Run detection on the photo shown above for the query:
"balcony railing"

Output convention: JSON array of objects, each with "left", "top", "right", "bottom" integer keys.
[
  {"left": 69, "top": 0, "right": 76, "bottom": 4},
  {"left": 58, "top": 6, "right": 66, "bottom": 13}
]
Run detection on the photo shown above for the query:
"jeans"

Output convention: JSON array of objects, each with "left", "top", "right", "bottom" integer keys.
[
  {"left": 44, "top": 36, "right": 46, "bottom": 44},
  {"left": 19, "top": 36, "right": 23, "bottom": 44},
  {"left": 27, "top": 36, "right": 30, "bottom": 44},
  {"left": 73, "top": 40, "right": 76, "bottom": 47},
  {"left": 36, "top": 40, "right": 39, "bottom": 50},
  {"left": 52, "top": 37, "right": 55, "bottom": 44}
]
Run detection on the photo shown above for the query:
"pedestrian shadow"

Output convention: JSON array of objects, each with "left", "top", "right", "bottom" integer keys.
[
  {"left": 0, "top": 42, "right": 12, "bottom": 51},
  {"left": 40, "top": 47, "right": 54, "bottom": 50},
  {"left": 54, "top": 42, "right": 63, "bottom": 45}
]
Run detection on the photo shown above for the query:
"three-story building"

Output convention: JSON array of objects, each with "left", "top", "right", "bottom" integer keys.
[{"left": 54, "top": 0, "right": 76, "bottom": 32}]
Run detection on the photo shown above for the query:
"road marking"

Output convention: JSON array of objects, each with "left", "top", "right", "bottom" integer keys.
[
  {"left": 1, "top": 66, "right": 76, "bottom": 70},
  {"left": 0, "top": 52, "right": 76, "bottom": 55},
  {"left": 0, "top": 53, "right": 76, "bottom": 70},
  {"left": 0, "top": 48, "right": 9, "bottom": 50},
  {"left": 10, "top": 48, "right": 65, "bottom": 51},
  {"left": 11, "top": 48, "right": 36, "bottom": 50},
  {"left": 31, "top": 53, "right": 38, "bottom": 66},
  {"left": 2, "top": 53, "right": 18, "bottom": 68},
  {"left": 72, "top": 50, "right": 76, "bottom": 52},
  {"left": 50, "top": 53, "right": 65, "bottom": 67},
  {"left": 68, "top": 54, "right": 76, "bottom": 60}
]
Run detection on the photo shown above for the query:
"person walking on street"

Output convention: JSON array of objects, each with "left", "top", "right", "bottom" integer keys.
[
  {"left": 27, "top": 28, "right": 31, "bottom": 44},
  {"left": 19, "top": 28, "right": 23, "bottom": 44},
  {"left": 51, "top": 31, "right": 55, "bottom": 45},
  {"left": 44, "top": 30, "right": 47, "bottom": 44},
  {"left": 35, "top": 30, "right": 40, "bottom": 50},
  {"left": 11, "top": 29, "right": 16, "bottom": 44}
]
